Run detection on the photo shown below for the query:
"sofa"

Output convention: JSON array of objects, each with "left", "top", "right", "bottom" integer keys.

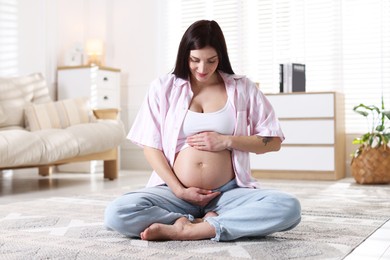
[{"left": 0, "top": 73, "right": 126, "bottom": 180}]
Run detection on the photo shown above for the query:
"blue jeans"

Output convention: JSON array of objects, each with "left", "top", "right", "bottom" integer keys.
[{"left": 104, "top": 179, "right": 301, "bottom": 241}]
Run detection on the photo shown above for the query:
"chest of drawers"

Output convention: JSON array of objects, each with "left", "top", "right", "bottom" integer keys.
[
  {"left": 250, "top": 92, "right": 345, "bottom": 180},
  {"left": 57, "top": 65, "right": 120, "bottom": 108}
]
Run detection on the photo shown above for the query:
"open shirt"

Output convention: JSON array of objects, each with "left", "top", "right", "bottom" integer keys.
[{"left": 127, "top": 71, "right": 284, "bottom": 188}]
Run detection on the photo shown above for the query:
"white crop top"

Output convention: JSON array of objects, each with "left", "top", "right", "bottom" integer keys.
[{"left": 176, "top": 100, "right": 235, "bottom": 152}]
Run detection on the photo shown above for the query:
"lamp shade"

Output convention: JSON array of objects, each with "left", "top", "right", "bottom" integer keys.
[
  {"left": 86, "top": 39, "right": 103, "bottom": 55},
  {"left": 86, "top": 39, "right": 104, "bottom": 65}
]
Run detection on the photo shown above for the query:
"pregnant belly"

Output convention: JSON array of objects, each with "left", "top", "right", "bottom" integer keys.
[{"left": 173, "top": 147, "right": 234, "bottom": 190}]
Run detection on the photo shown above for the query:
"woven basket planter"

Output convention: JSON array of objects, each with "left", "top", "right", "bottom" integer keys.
[{"left": 351, "top": 145, "right": 390, "bottom": 184}]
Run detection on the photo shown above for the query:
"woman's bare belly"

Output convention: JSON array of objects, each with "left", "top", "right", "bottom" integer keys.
[{"left": 173, "top": 147, "right": 234, "bottom": 190}]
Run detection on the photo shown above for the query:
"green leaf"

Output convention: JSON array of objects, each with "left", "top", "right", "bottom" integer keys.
[
  {"left": 376, "top": 134, "right": 383, "bottom": 148},
  {"left": 383, "top": 110, "right": 390, "bottom": 120},
  {"left": 352, "top": 138, "right": 363, "bottom": 145},
  {"left": 369, "top": 135, "right": 374, "bottom": 147},
  {"left": 369, "top": 105, "right": 381, "bottom": 114},
  {"left": 361, "top": 133, "right": 371, "bottom": 142},
  {"left": 353, "top": 110, "right": 369, "bottom": 117},
  {"left": 354, "top": 103, "right": 380, "bottom": 112},
  {"left": 376, "top": 125, "right": 385, "bottom": 132},
  {"left": 353, "top": 104, "right": 369, "bottom": 117},
  {"left": 384, "top": 133, "right": 390, "bottom": 145}
]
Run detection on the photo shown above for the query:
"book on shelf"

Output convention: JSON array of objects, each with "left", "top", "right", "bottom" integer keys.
[{"left": 279, "top": 63, "right": 306, "bottom": 93}]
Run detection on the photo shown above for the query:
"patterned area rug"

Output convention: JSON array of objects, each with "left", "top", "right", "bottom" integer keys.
[{"left": 0, "top": 179, "right": 389, "bottom": 259}]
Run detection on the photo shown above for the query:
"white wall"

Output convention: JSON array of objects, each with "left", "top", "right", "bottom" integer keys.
[
  {"left": 17, "top": 0, "right": 57, "bottom": 99},
  {"left": 18, "top": 0, "right": 46, "bottom": 75}
]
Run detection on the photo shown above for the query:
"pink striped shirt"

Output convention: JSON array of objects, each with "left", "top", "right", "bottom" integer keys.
[{"left": 127, "top": 71, "right": 284, "bottom": 188}]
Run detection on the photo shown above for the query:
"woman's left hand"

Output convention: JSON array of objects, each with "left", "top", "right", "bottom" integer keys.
[{"left": 187, "top": 132, "right": 228, "bottom": 152}]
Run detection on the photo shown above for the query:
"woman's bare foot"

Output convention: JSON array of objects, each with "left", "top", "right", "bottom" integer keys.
[{"left": 140, "top": 217, "right": 216, "bottom": 241}]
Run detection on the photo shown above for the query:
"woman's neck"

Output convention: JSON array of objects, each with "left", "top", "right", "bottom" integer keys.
[{"left": 190, "top": 72, "right": 221, "bottom": 89}]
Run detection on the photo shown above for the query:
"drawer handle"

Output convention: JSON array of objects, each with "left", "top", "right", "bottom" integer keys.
[
  {"left": 103, "top": 96, "right": 109, "bottom": 100},
  {"left": 103, "top": 77, "right": 108, "bottom": 81}
]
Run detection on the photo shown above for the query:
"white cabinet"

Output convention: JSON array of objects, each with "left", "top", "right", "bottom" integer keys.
[
  {"left": 57, "top": 66, "right": 120, "bottom": 109},
  {"left": 251, "top": 92, "right": 345, "bottom": 180},
  {"left": 57, "top": 66, "right": 121, "bottom": 173}
]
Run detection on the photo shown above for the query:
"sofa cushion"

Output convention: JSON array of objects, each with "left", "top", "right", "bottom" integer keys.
[
  {"left": 65, "top": 120, "right": 125, "bottom": 156},
  {"left": 0, "top": 120, "right": 125, "bottom": 167},
  {"left": 24, "top": 97, "right": 94, "bottom": 131},
  {"left": 0, "top": 129, "right": 45, "bottom": 167},
  {"left": 0, "top": 73, "right": 51, "bottom": 128}
]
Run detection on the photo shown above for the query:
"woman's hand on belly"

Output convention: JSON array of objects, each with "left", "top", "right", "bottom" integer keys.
[
  {"left": 187, "top": 131, "right": 229, "bottom": 151},
  {"left": 177, "top": 187, "right": 221, "bottom": 207}
]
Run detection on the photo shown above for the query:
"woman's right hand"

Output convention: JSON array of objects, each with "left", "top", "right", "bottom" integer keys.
[{"left": 176, "top": 187, "right": 220, "bottom": 207}]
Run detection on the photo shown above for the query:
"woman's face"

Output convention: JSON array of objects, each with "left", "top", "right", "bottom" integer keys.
[{"left": 188, "top": 46, "right": 219, "bottom": 83}]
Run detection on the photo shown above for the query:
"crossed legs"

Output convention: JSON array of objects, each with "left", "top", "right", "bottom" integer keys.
[{"left": 104, "top": 184, "right": 301, "bottom": 241}]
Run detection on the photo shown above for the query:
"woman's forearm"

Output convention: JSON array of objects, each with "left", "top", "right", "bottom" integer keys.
[
  {"left": 143, "top": 146, "right": 184, "bottom": 194},
  {"left": 226, "top": 135, "right": 282, "bottom": 154},
  {"left": 187, "top": 132, "right": 281, "bottom": 154}
]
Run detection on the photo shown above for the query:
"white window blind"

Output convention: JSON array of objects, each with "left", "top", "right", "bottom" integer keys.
[
  {"left": 0, "top": 0, "right": 18, "bottom": 76},
  {"left": 342, "top": 0, "right": 390, "bottom": 133},
  {"left": 159, "top": 0, "right": 390, "bottom": 134}
]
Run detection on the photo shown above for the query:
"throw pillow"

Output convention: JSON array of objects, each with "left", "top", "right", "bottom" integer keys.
[{"left": 25, "top": 97, "right": 93, "bottom": 131}]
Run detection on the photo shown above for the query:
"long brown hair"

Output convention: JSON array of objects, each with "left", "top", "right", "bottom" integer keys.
[{"left": 172, "top": 20, "right": 234, "bottom": 79}]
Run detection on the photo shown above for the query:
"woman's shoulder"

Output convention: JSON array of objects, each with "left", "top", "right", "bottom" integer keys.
[
  {"left": 220, "top": 71, "right": 257, "bottom": 91},
  {"left": 219, "top": 71, "right": 246, "bottom": 80},
  {"left": 219, "top": 71, "right": 255, "bottom": 84}
]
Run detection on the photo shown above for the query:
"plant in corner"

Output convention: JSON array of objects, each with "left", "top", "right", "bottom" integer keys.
[{"left": 351, "top": 96, "right": 390, "bottom": 184}]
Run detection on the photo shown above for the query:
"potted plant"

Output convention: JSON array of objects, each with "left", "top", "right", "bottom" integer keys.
[{"left": 351, "top": 96, "right": 390, "bottom": 184}]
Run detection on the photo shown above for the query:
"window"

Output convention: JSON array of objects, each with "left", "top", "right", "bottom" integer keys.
[
  {"left": 158, "top": 0, "right": 390, "bottom": 134},
  {"left": 342, "top": 0, "right": 390, "bottom": 133},
  {"left": 0, "top": 0, "right": 18, "bottom": 76}
]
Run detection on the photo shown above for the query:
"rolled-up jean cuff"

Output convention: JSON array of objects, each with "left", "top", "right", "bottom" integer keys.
[{"left": 204, "top": 217, "right": 221, "bottom": 241}]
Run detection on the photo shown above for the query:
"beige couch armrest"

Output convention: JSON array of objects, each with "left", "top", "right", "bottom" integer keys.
[{"left": 93, "top": 108, "right": 119, "bottom": 120}]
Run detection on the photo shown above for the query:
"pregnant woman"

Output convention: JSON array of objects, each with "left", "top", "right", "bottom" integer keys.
[{"left": 104, "top": 20, "right": 301, "bottom": 241}]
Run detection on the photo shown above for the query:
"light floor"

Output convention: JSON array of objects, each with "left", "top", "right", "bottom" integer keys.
[{"left": 0, "top": 169, "right": 389, "bottom": 260}]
